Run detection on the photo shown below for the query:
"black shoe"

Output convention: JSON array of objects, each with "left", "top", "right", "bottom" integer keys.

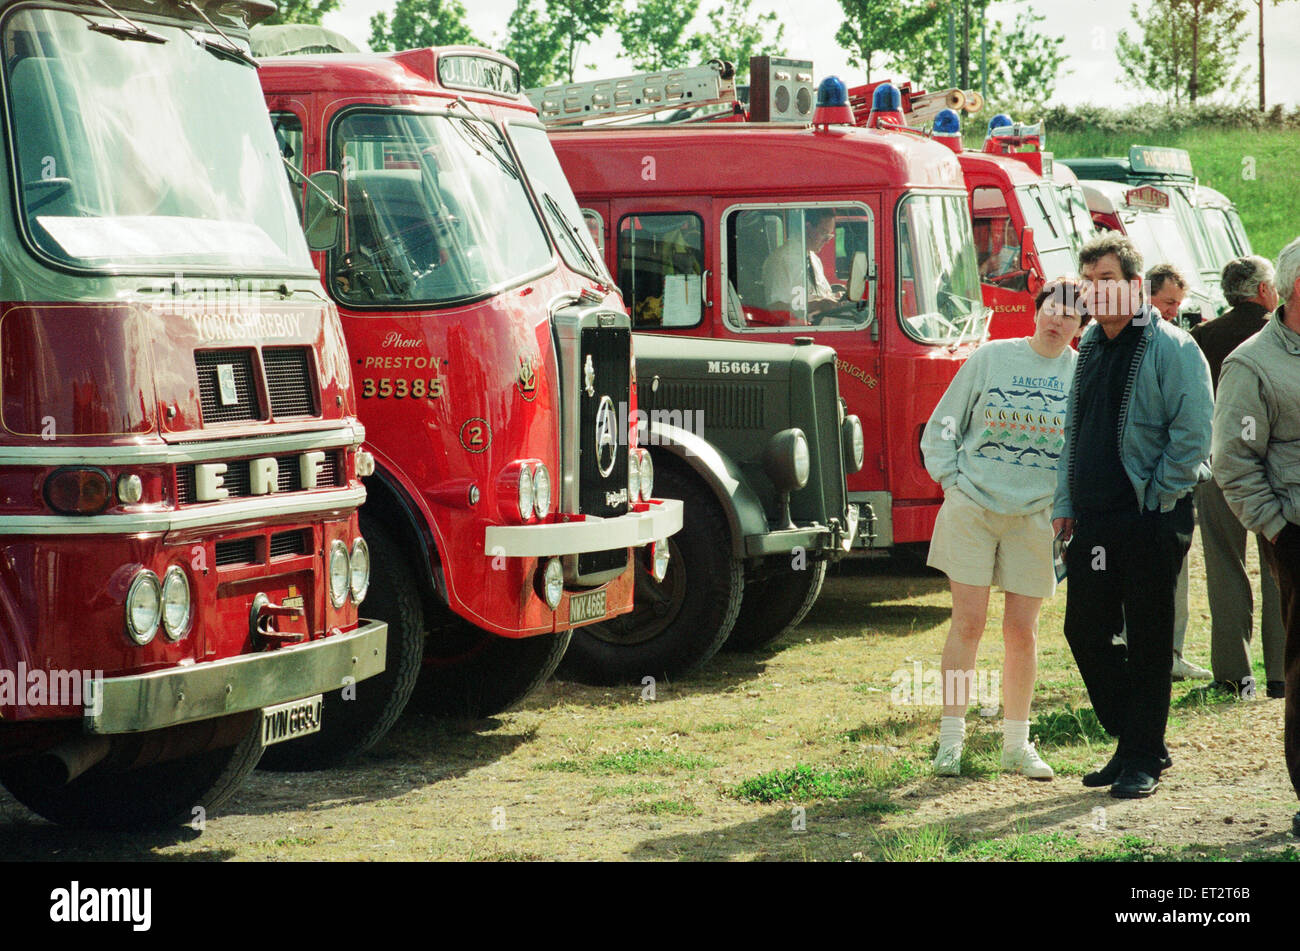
[
  {"left": 1293, "top": 812, "right": 1299, "bottom": 837},
  {"left": 1111, "top": 766, "right": 1159, "bottom": 798},
  {"left": 1083, "top": 754, "right": 1125, "bottom": 788},
  {"left": 1268, "top": 681, "right": 1286, "bottom": 699}
]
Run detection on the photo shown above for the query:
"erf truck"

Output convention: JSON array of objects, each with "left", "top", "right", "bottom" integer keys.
[
  {"left": 534, "top": 62, "right": 986, "bottom": 556},
  {"left": 258, "top": 47, "right": 681, "bottom": 715},
  {"left": 847, "top": 81, "right": 1079, "bottom": 340},
  {"left": 0, "top": 0, "right": 385, "bottom": 826}
]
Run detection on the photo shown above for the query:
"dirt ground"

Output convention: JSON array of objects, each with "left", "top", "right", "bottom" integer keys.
[{"left": 1, "top": 537, "right": 1296, "bottom": 862}]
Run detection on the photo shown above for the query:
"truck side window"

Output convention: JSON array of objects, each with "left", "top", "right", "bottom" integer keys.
[
  {"left": 270, "top": 112, "right": 305, "bottom": 218},
  {"left": 617, "top": 213, "right": 703, "bottom": 328},
  {"left": 973, "top": 186, "right": 1023, "bottom": 290},
  {"left": 724, "top": 204, "right": 873, "bottom": 330},
  {"left": 582, "top": 209, "right": 605, "bottom": 256}
]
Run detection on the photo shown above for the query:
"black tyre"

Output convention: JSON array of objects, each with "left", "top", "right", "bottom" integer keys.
[
  {"left": 726, "top": 558, "right": 828, "bottom": 651},
  {"left": 259, "top": 518, "right": 425, "bottom": 770},
  {"left": 557, "top": 466, "right": 744, "bottom": 685},
  {"left": 409, "top": 622, "right": 573, "bottom": 719},
  {"left": 0, "top": 717, "right": 264, "bottom": 830}
]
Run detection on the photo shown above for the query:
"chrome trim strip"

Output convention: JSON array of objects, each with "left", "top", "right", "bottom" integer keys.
[
  {"left": 85, "top": 619, "right": 388, "bottom": 734},
  {"left": 0, "top": 486, "right": 367, "bottom": 534},
  {"left": 484, "top": 498, "right": 682, "bottom": 557},
  {"left": 0, "top": 423, "right": 365, "bottom": 467}
]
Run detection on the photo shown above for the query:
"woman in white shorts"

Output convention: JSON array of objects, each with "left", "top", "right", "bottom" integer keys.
[{"left": 920, "top": 279, "right": 1088, "bottom": 779}]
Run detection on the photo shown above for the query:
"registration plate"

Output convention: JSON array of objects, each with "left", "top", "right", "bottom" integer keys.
[
  {"left": 568, "top": 589, "right": 607, "bottom": 623},
  {"left": 260, "top": 694, "right": 323, "bottom": 746}
]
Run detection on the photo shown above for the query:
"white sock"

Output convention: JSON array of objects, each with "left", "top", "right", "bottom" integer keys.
[
  {"left": 1003, "top": 719, "right": 1030, "bottom": 751},
  {"left": 939, "top": 715, "right": 966, "bottom": 749}
]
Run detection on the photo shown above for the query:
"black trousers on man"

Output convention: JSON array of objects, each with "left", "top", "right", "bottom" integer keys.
[
  {"left": 1063, "top": 497, "right": 1193, "bottom": 775},
  {"left": 1261, "top": 524, "right": 1300, "bottom": 800}
]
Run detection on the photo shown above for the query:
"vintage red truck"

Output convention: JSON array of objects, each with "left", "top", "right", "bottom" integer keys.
[
  {"left": 535, "top": 61, "right": 987, "bottom": 554},
  {"left": 257, "top": 45, "right": 682, "bottom": 718},
  {"left": 0, "top": 0, "right": 387, "bottom": 827}
]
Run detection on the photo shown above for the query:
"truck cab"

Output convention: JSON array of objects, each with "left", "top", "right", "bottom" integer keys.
[
  {"left": 539, "top": 67, "right": 985, "bottom": 553},
  {"left": 258, "top": 46, "right": 682, "bottom": 713},
  {"left": 0, "top": 0, "right": 385, "bottom": 827}
]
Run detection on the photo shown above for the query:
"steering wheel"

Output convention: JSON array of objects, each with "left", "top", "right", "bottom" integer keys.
[{"left": 25, "top": 177, "right": 73, "bottom": 214}]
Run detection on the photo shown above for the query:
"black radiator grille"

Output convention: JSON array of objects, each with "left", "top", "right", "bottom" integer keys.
[
  {"left": 270, "top": 529, "right": 311, "bottom": 558},
  {"left": 649, "top": 381, "right": 765, "bottom": 429},
  {"left": 214, "top": 537, "right": 257, "bottom": 567},
  {"left": 263, "top": 347, "right": 315, "bottom": 417},
  {"left": 577, "top": 326, "right": 631, "bottom": 519},
  {"left": 809, "top": 361, "right": 846, "bottom": 519},
  {"left": 195, "top": 349, "right": 260, "bottom": 424}
]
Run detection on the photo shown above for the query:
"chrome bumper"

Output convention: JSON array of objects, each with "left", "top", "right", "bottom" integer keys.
[
  {"left": 85, "top": 619, "right": 388, "bottom": 735},
  {"left": 483, "top": 497, "right": 683, "bottom": 557}
]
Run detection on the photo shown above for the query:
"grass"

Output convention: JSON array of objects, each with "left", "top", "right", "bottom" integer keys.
[
  {"left": 535, "top": 748, "right": 716, "bottom": 776},
  {"left": 630, "top": 799, "right": 702, "bottom": 817},
  {"left": 1030, "top": 707, "right": 1109, "bottom": 747},
  {"left": 1048, "top": 128, "right": 1293, "bottom": 262},
  {"left": 732, "top": 756, "right": 919, "bottom": 803}
]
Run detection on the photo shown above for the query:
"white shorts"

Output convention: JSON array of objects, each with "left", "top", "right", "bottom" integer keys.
[{"left": 926, "top": 487, "right": 1056, "bottom": 599}]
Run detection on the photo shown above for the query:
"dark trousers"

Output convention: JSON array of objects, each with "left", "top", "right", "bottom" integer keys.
[
  {"left": 1260, "top": 524, "right": 1300, "bottom": 800},
  {"left": 1064, "top": 498, "right": 1193, "bottom": 775}
]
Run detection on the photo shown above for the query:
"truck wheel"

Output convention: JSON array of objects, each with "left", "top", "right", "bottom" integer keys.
[
  {"left": 725, "top": 559, "right": 828, "bottom": 651},
  {"left": 557, "top": 466, "right": 743, "bottom": 685},
  {"left": 259, "top": 518, "right": 425, "bottom": 770},
  {"left": 0, "top": 718, "right": 264, "bottom": 830},
  {"left": 410, "top": 624, "right": 573, "bottom": 719}
]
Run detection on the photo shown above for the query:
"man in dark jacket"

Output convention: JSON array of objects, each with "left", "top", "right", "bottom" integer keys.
[{"left": 1192, "top": 257, "right": 1285, "bottom": 700}]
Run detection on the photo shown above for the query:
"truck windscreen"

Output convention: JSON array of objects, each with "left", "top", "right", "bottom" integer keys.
[
  {"left": 330, "top": 111, "right": 553, "bottom": 306},
  {"left": 4, "top": 7, "right": 312, "bottom": 274},
  {"left": 896, "top": 192, "right": 987, "bottom": 344},
  {"left": 1015, "top": 184, "right": 1077, "bottom": 282}
]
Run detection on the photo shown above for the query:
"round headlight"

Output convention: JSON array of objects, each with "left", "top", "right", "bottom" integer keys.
[
  {"left": 350, "top": 538, "right": 371, "bottom": 603},
  {"left": 117, "top": 473, "right": 144, "bottom": 505},
  {"left": 792, "top": 433, "right": 811, "bottom": 488},
  {"left": 638, "top": 449, "right": 654, "bottom": 501},
  {"left": 533, "top": 464, "right": 551, "bottom": 518},
  {"left": 650, "top": 538, "right": 670, "bottom": 582},
  {"left": 125, "top": 570, "right": 162, "bottom": 645},
  {"left": 543, "top": 556, "right": 563, "bottom": 610},
  {"left": 161, "top": 566, "right": 192, "bottom": 641},
  {"left": 844, "top": 415, "right": 865, "bottom": 472},
  {"left": 628, "top": 450, "right": 640, "bottom": 503},
  {"left": 328, "top": 540, "right": 349, "bottom": 608},
  {"left": 518, "top": 464, "right": 535, "bottom": 521}
]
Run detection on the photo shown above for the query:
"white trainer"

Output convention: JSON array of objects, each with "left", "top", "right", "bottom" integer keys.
[
  {"left": 1002, "top": 742, "right": 1054, "bottom": 780},
  {"left": 932, "top": 743, "right": 963, "bottom": 776},
  {"left": 1171, "top": 652, "right": 1212, "bottom": 681}
]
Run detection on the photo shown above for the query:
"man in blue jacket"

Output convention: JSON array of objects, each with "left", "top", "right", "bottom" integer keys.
[{"left": 1053, "top": 232, "right": 1214, "bottom": 799}]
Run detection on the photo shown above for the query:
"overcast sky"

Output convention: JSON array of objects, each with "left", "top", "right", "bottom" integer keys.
[{"left": 323, "top": 0, "right": 1300, "bottom": 108}]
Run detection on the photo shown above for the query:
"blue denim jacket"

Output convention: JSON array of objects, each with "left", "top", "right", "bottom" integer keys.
[{"left": 1053, "top": 307, "right": 1213, "bottom": 519}]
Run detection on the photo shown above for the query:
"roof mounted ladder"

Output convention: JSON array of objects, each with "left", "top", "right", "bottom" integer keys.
[{"left": 527, "top": 61, "right": 736, "bottom": 127}]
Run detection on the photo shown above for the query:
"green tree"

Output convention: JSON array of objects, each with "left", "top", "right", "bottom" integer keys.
[
  {"left": 688, "top": 0, "right": 786, "bottom": 80},
  {"left": 501, "top": 0, "right": 565, "bottom": 87},
  {"left": 546, "top": 0, "right": 620, "bottom": 83},
  {"left": 835, "top": 0, "right": 944, "bottom": 82},
  {"left": 983, "top": 8, "right": 1066, "bottom": 109},
  {"left": 1116, "top": 0, "right": 1248, "bottom": 105},
  {"left": 369, "top": 0, "right": 481, "bottom": 53},
  {"left": 260, "top": 0, "right": 339, "bottom": 27},
  {"left": 618, "top": 0, "right": 702, "bottom": 71}
]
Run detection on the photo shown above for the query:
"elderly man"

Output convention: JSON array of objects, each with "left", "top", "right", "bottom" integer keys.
[
  {"left": 1054, "top": 232, "right": 1214, "bottom": 799},
  {"left": 1193, "top": 256, "right": 1285, "bottom": 699},
  {"left": 1213, "top": 237, "right": 1300, "bottom": 838},
  {"left": 1143, "top": 263, "right": 1211, "bottom": 681}
]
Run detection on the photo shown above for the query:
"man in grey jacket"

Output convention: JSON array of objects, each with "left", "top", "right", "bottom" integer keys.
[
  {"left": 1053, "top": 232, "right": 1214, "bottom": 799},
  {"left": 1212, "top": 236, "right": 1300, "bottom": 838}
]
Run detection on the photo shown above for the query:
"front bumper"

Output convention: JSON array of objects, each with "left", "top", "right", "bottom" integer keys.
[
  {"left": 744, "top": 507, "right": 858, "bottom": 558},
  {"left": 85, "top": 619, "right": 388, "bottom": 735},
  {"left": 483, "top": 498, "right": 683, "bottom": 557}
]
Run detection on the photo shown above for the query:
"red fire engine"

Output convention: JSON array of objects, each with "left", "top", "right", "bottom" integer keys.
[
  {"left": 258, "top": 47, "right": 681, "bottom": 723},
  {"left": 0, "top": 0, "right": 386, "bottom": 826},
  {"left": 847, "top": 81, "right": 1080, "bottom": 340},
  {"left": 535, "top": 61, "right": 986, "bottom": 551}
]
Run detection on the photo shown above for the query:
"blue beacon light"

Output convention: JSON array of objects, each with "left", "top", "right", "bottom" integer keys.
[
  {"left": 987, "top": 113, "right": 1013, "bottom": 135},
  {"left": 932, "top": 107, "right": 963, "bottom": 153},
  {"left": 866, "top": 82, "right": 905, "bottom": 129},
  {"left": 813, "top": 76, "right": 855, "bottom": 126}
]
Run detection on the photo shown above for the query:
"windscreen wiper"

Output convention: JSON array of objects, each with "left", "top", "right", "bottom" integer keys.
[
  {"left": 178, "top": 0, "right": 258, "bottom": 68},
  {"left": 542, "top": 192, "right": 606, "bottom": 284},
  {"left": 448, "top": 98, "right": 520, "bottom": 180},
  {"left": 83, "top": 0, "right": 166, "bottom": 43}
]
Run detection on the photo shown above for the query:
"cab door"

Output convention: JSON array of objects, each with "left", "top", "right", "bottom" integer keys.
[{"left": 606, "top": 197, "right": 714, "bottom": 339}]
